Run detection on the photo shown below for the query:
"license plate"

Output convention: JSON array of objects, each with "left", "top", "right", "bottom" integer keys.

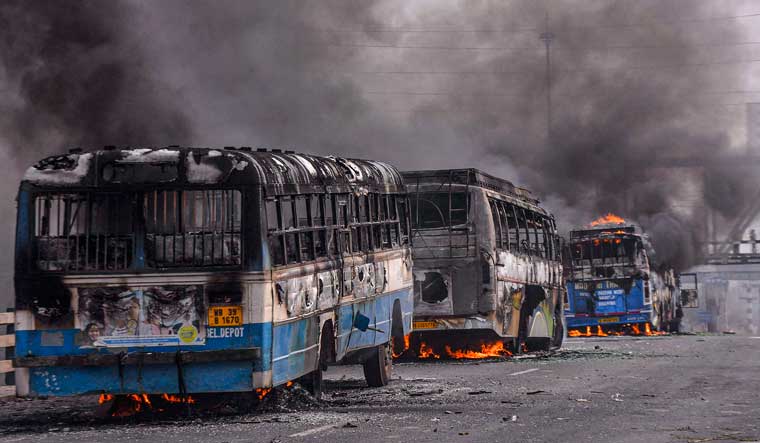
[
  {"left": 208, "top": 306, "right": 243, "bottom": 327},
  {"left": 413, "top": 321, "right": 438, "bottom": 330},
  {"left": 598, "top": 317, "right": 620, "bottom": 324}
]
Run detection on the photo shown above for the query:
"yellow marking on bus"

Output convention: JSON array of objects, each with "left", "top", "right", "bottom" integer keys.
[
  {"left": 208, "top": 306, "right": 243, "bottom": 327},
  {"left": 413, "top": 321, "right": 438, "bottom": 330}
]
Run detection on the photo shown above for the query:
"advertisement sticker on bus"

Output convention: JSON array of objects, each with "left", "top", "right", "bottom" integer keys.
[{"left": 77, "top": 286, "right": 205, "bottom": 347}]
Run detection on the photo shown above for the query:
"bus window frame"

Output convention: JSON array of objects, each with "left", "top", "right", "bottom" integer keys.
[
  {"left": 265, "top": 190, "right": 408, "bottom": 268},
  {"left": 29, "top": 187, "right": 245, "bottom": 273}
]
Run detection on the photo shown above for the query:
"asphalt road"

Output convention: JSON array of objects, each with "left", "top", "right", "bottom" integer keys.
[{"left": 1, "top": 335, "right": 758, "bottom": 443}]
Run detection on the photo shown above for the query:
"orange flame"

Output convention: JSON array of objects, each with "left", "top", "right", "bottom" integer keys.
[
  {"left": 255, "top": 388, "right": 272, "bottom": 400},
  {"left": 443, "top": 341, "right": 512, "bottom": 359},
  {"left": 417, "top": 341, "right": 440, "bottom": 359},
  {"left": 590, "top": 213, "right": 626, "bottom": 227},
  {"left": 100, "top": 392, "right": 198, "bottom": 416},
  {"left": 568, "top": 325, "right": 625, "bottom": 337},
  {"left": 111, "top": 394, "right": 152, "bottom": 417},
  {"left": 160, "top": 393, "right": 196, "bottom": 404},
  {"left": 392, "top": 335, "right": 411, "bottom": 358},
  {"left": 643, "top": 323, "right": 666, "bottom": 336},
  {"left": 631, "top": 324, "right": 641, "bottom": 335}
]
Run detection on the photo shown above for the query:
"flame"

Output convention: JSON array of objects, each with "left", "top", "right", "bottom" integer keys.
[
  {"left": 100, "top": 393, "right": 196, "bottom": 416},
  {"left": 568, "top": 323, "right": 666, "bottom": 337},
  {"left": 444, "top": 341, "right": 512, "bottom": 359},
  {"left": 160, "top": 393, "right": 196, "bottom": 404},
  {"left": 255, "top": 388, "right": 272, "bottom": 400},
  {"left": 111, "top": 394, "right": 152, "bottom": 417},
  {"left": 392, "top": 334, "right": 411, "bottom": 358},
  {"left": 590, "top": 213, "right": 626, "bottom": 227},
  {"left": 644, "top": 323, "right": 666, "bottom": 336},
  {"left": 398, "top": 338, "right": 513, "bottom": 360},
  {"left": 417, "top": 341, "right": 440, "bottom": 359}
]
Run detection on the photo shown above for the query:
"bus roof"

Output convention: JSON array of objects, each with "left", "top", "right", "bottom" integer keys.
[
  {"left": 21, "top": 146, "right": 405, "bottom": 194},
  {"left": 401, "top": 168, "right": 540, "bottom": 205}
]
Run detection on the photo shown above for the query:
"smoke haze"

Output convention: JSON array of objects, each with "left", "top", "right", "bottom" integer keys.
[{"left": 1, "top": 0, "right": 759, "bottom": 307}]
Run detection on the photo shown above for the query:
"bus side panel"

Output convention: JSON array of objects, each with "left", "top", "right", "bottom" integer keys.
[
  {"left": 271, "top": 317, "right": 319, "bottom": 386},
  {"left": 335, "top": 287, "right": 413, "bottom": 358}
]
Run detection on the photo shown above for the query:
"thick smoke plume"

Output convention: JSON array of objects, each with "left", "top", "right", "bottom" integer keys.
[
  {"left": 0, "top": 0, "right": 190, "bottom": 151},
  {"left": 0, "top": 0, "right": 756, "bottom": 303},
  {"left": 392, "top": 1, "right": 758, "bottom": 270}
]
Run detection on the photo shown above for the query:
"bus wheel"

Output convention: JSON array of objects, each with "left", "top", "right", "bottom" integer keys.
[{"left": 363, "top": 341, "right": 392, "bottom": 387}]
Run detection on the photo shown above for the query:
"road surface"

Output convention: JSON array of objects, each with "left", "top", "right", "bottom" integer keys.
[{"left": 1, "top": 335, "right": 758, "bottom": 442}]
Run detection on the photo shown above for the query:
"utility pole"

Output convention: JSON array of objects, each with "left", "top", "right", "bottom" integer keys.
[{"left": 540, "top": 11, "right": 555, "bottom": 144}]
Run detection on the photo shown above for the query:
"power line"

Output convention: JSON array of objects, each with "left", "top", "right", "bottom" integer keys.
[
  {"left": 364, "top": 91, "right": 528, "bottom": 97},
  {"left": 322, "top": 40, "right": 760, "bottom": 52},
  {"left": 322, "top": 57, "right": 760, "bottom": 77},
  {"left": 362, "top": 90, "right": 760, "bottom": 100},
  {"left": 324, "top": 43, "right": 539, "bottom": 51},
  {"left": 306, "top": 11, "right": 760, "bottom": 35}
]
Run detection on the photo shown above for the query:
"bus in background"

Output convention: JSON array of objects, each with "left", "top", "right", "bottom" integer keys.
[
  {"left": 13, "top": 146, "right": 413, "bottom": 401},
  {"left": 564, "top": 214, "right": 677, "bottom": 336},
  {"left": 399, "top": 169, "right": 565, "bottom": 358}
]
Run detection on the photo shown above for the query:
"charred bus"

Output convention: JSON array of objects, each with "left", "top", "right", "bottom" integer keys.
[
  {"left": 564, "top": 215, "right": 677, "bottom": 335},
  {"left": 401, "top": 169, "right": 565, "bottom": 357},
  {"left": 13, "top": 146, "right": 413, "bottom": 399}
]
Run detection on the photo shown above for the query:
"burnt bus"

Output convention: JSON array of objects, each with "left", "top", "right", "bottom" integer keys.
[
  {"left": 13, "top": 146, "right": 413, "bottom": 398},
  {"left": 401, "top": 169, "right": 565, "bottom": 355},
  {"left": 564, "top": 219, "right": 678, "bottom": 334}
]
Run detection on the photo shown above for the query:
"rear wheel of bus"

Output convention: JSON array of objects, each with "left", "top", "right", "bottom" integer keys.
[{"left": 363, "top": 341, "right": 392, "bottom": 387}]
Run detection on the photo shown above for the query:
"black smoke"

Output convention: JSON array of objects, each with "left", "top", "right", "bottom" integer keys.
[
  {"left": 1, "top": 0, "right": 757, "bottom": 280},
  {"left": 0, "top": 0, "right": 190, "bottom": 151},
  {"left": 400, "top": 1, "right": 758, "bottom": 270}
]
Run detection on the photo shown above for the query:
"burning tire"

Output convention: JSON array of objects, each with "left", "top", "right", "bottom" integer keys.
[{"left": 363, "top": 341, "right": 392, "bottom": 387}]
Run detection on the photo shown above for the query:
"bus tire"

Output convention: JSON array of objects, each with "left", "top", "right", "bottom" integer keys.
[{"left": 363, "top": 341, "right": 392, "bottom": 387}]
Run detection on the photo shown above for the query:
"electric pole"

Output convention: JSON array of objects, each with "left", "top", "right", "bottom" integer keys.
[{"left": 540, "top": 11, "right": 554, "bottom": 144}]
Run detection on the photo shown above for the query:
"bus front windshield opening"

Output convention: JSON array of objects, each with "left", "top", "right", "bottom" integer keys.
[{"left": 409, "top": 192, "right": 468, "bottom": 229}]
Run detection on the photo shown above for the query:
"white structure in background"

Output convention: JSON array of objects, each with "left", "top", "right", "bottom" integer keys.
[
  {"left": 681, "top": 263, "right": 760, "bottom": 335},
  {"left": 748, "top": 103, "right": 760, "bottom": 153}
]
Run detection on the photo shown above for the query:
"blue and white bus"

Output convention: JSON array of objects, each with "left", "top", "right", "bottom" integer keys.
[
  {"left": 13, "top": 146, "right": 413, "bottom": 399},
  {"left": 564, "top": 218, "right": 676, "bottom": 335}
]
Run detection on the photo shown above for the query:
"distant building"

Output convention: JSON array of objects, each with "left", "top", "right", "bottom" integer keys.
[
  {"left": 748, "top": 103, "right": 760, "bottom": 153},
  {"left": 680, "top": 263, "right": 760, "bottom": 335}
]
